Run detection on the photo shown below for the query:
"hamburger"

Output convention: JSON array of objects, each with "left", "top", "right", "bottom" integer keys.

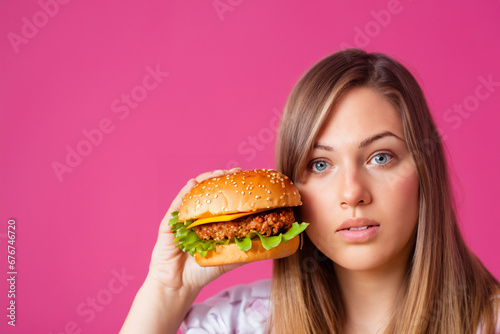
[{"left": 168, "top": 169, "right": 308, "bottom": 266}]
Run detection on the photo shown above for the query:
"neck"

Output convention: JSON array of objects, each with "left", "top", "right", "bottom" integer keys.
[{"left": 334, "top": 246, "right": 411, "bottom": 334}]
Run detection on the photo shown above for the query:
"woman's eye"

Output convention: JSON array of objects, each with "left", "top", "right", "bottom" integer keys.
[
  {"left": 312, "top": 160, "right": 330, "bottom": 172},
  {"left": 369, "top": 153, "right": 393, "bottom": 165}
]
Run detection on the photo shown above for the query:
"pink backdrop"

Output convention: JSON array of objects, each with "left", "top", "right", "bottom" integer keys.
[{"left": 1, "top": 1, "right": 499, "bottom": 333}]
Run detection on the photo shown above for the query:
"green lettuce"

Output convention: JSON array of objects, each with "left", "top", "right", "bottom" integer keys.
[{"left": 168, "top": 211, "right": 308, "bottom": 257}]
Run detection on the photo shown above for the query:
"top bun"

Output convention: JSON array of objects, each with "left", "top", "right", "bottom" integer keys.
[{"left": 178, "top": 169, "right": 302, "bottom": 222}]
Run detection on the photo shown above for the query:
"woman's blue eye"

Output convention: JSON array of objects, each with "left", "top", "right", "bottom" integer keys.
[
  {"left": 312, "top": 161, "right": 329, "bottom": 172},
  {"left": 370, "top": 153, "right": 391, "bottom": 165}
]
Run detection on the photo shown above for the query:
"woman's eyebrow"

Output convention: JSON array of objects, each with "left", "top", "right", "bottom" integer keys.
[
  {"left": 313, "top": 131, "right": 405, "bottom": 152},
  {"left": 358, "top": 131, "right": 405, "bottom": 148},
  {"left": 313, "top": 144, "right": 334, "bottom": 151}
]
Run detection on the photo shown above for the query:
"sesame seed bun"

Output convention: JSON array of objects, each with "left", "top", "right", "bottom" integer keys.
[
  {"left": 176, "top": 169, "right": 304, "bottom": 267},
  {"left": 178, "top": 169, "right": 302, "bottom": 222}
]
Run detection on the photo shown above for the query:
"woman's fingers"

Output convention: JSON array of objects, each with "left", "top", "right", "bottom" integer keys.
[
  {"left": 194, "top": 169, "right": 224, "bottom": 183},
  {"left": 194, "top": 167, "right": 242, "bottom": 183},
  {"left": 160, "top": 168, "right": 242, "bottom": 234},
  {"left": 167, "top": 178, "right": 198, "bottom": 214},
  {"left": 160, "top": 178, "right": 198, "bottom": 233}
]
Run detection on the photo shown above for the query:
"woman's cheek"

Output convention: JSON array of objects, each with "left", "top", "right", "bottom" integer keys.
[
  {"left": 300, "top": 200, "right": 337, "bottom": 255},
  {"left": 298, "top": 187, "right": 330, "bottom": 249},
  {"left": 386, "top": 163, "right": 420, "bottom": 230},
  {"left": 383, "top": 160, "right": 418, "bottom": 193}
]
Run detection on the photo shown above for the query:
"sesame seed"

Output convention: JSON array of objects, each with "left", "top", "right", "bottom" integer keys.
[{"left": 206, "top": 200, "right": 211, "bottom": 204}]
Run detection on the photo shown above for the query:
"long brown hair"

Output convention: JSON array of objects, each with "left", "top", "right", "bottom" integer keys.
[{"left": 269, "top": 49, "right": 499, "bottom": 333}]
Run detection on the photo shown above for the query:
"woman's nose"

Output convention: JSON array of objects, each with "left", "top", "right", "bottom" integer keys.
[{"left": 338, "top": 168, "right": 372, "bottom": 209}]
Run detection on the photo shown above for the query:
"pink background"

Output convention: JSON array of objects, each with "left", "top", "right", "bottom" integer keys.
[{"left": 1, "top": 0, "right": 499, "bottom": 333}]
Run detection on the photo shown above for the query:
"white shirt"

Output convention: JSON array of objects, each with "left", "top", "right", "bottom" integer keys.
[
  {"left": 181, "top": 280, "right": 271, "bottom": 334},
  {"left": 181, "top": 280, "right": 499, "bottom": 334}
]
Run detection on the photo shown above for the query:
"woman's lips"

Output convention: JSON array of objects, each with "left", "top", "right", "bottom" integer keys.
[{"left": 336, "top": 218, "right": 380, "bottom": 243}]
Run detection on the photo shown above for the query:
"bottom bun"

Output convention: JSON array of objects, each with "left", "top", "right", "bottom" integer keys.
[{"left": 194, "top": 235, "right": 300, "bottom": 267}]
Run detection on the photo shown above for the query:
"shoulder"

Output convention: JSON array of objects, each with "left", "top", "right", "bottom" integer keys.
[{"left": 180, "top": 279, "right": 271, "bottom": 334}]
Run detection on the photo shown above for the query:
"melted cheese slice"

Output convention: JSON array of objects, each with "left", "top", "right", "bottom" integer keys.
[{"left": 186, "top": 209, "right": 268, "bottom": 229}]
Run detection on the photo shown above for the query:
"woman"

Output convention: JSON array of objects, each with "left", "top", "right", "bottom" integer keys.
[{"left": 120, "top": 49, "right": 500, "bottom": 333}]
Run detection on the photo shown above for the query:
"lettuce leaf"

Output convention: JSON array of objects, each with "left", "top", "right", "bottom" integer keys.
[
  {"left": 234, "top": 235, "right": 253, "bottom": 252},
  {"left": 168, "top": 211, "right": 308, "bottom": 257}
]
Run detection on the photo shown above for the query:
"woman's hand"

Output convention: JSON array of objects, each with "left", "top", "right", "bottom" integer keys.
[
  {"left": 147, "top": 168, "right": 243, "bottom": 293},
  {"left": 120, "top": 168, "right": 243, "bottom": 334}
]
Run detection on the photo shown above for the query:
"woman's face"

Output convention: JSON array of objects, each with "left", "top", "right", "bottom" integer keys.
[{"left": 296, "top": 87, "right": 419, "bottom": 272}]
